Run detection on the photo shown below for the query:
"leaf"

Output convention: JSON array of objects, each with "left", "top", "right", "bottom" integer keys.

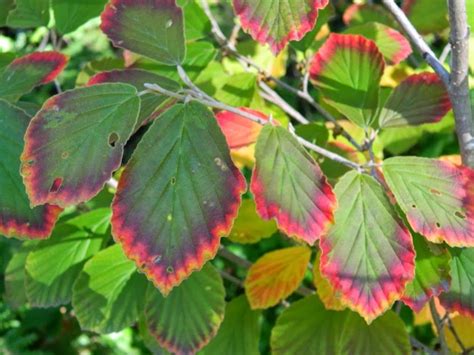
[
  {"left": 379, "top": 73, "right": 452, "bottom": 128},
  {"left": 178, "top": 0, "right": 211, "bottom": 41},
  {"left": 0, "top": 51, "right": 68, "bottom": 102},
  {"left": 313, "top": 253, "right": 346, "bottom": 311},
  {"left": 232, "top": 0, "right": 329, "bottom": 54},
  {"left": 319, "top": 171, "right": 415, "bottom": 323},
  {"left": 251, "top": 125, "right": 336, "bottom": 245},
  {"left": 25, "top": 224, "right": 104, "bottom": 307},
  {"left": 111, "top": 102, "right": 246, "bottom": 295},
  {"left": 228, "top": 199, "right": 277, "bottom": 244},
  {"left": 0, "top": 100, "right": 61, "bottom": 239},
  {"left": 87, "top": 69, "right": 180, "bottom": 128},
  {"left": 0, "top": 0, "right": 14, "bottom": 26},
  {"left": 100, "top": 0, "right": 186, "bottom": 65},
  {"left": 309, "top": 34, "right": 384, "bottom": 127},
  {"left": 6, "top": 0, "right": 49, "bottom": 28},
  {"left": 401, "top": 234, "right": 451, "bottom": 312},
  {"left": 20, "top": 83, "right": 140, "bottom": 208},
  {"left": 344, "top": 22, "right": 411, "bottom": 65},
  {"left": 215, "top": 108, "right": 268, "bottom": 149},
  {"left": 214, "top": 73, "right": 260, "bottom": 108},
  {"left": 65, "top": 208, "right": 112, "bottom": 235},
  {"left": 383, "top": 157, "right": 474, "bottom": 247},
  {"left": 52, "top": 0, "right": 108, "bottom": 34},
  {"left": 343, "top": 4, "right": 395, "bottom": 27},
  {"left": 271, "top": 295, "right": 410, "bottom": 355},
  {"left": 402, "top": 0, "right": 448, "bottom": 34},
  {"left": 445, "top": 315, "right": 474, "bottom": 353},
  {"left": 245, "top": 246, "right": 311, "bottom": 309},
  {"left": 439, "top": 248, "right": 474, "bottom": 318},
  {"left": 200, "top": 295, "right": 261, "bottom": 355},
  {"left": 73, "top": 244, "right": 148, "bottom": 333},
  {"left": 145, "top": 264, "right": 225, "bottom": 354}
]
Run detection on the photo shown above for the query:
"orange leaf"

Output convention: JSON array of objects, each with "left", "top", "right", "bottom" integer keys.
[{"left": 312, "top": 253, "right": 346, "bottom": 311}]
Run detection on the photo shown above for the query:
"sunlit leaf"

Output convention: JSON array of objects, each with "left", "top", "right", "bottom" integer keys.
[
  {"left": 20, "top": 83, "right": 140, "bottom": 208},
  {"left": 320, "top": 171, "right": 415, "bottom": 323},
  {"left": 232, "top": 0, "right": 329, "bottom": 54},
  {"left": 383, "top": 157, "right": 474, "bottom": 247},
  {"left": 65, "top": 208, "right": 111, "bottom": 235},
  {"left": 313, "top": 253, "right": 346, "bottom": 311},
  {"left": 245, "top": 246, "right": 311, "bottom": 309},
  {"left": 309, "top": 34, "right": 384, "bottom": 127},
  {"left": 6, "top": 0, "right": 49, "bottom": 28},
  {"left": 111, "top": 102, "right": 245, "bottom": 294},
  {"left": 251, "top": 125, "right": 336, "bottom": 244},
  {"left": 402, "top": 0, "right": 448, "bottom": 34},
  {"left": 100, "top": 0, "right": 185, "bottom": 65},
  {"left": 52, "top": 0, "right": 108, "bottom": 34},
  {"left": 342, "top": 4, "right": 394, "bottom": 27},
  {"left": 145, "top": 264, "right": 225, "bottom": 354},
  {"left": 445, "top": 315, "right": 474, "bottom": 353}
]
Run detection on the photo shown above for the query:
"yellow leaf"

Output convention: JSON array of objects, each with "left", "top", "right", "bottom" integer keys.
[
  {"left": 312, "top": 253, "right": 346, "bottom": 311},
  {"left": 445, "top": 315, "right": 474, "bottom": 353}
]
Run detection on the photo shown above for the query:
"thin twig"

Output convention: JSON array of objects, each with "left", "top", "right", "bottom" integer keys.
[
  {"left": 410, "top": 336, "right": 437, "bottom": 355},
  {"left": 219, "top": 269, "right": 245, "bottom": 287},
  {"left": 429, "top": 299, "right": 449, "bottom": 355}
]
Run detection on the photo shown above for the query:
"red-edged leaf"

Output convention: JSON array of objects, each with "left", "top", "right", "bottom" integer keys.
[
  {"left": 440, "top": 248, "right": 474, "bottom": 318},
  {"left": 87, "top": 69, "right": 180, "bottom": 128},
  {"left": 312, "top": 253, "right": 346, "bottom": 311},
  {"left": 0, "top": 51, "right": 68, "bottom": 101},
  {"left": 309, "top": 34, "right": 384, "bottom": 127},
  {"left": 232, "top": 0, "right": 329, "bottom": 54},
  {"left": 345, "top": 22, "right": 412, "bottom": 65},
  {"left": 401, "top": 234, "right": 451, "bottom": 312},
  {"left": 0, "top": 99, "right": 61, "bottom": 239},
  {"left": 250, "top": 125, "right": 336, "bottom": 245},
  {"left": 215, "top": 108, "right": 268, "bottom": 149},
  {"left": 379, "top": 73, "right": 451, "bottom": 127},
  {"left": 20, "top": 83, "right": 140, "bottom": 208},
  {"left": 245, "top": 246, "right": 311, "bottom": 309},
  {"left": 111, "top": 102, "right": 246, "bottom": 295},
  {"left": 320, "top": 171, "right": 415, "bottom": 323},
  {"left": 383, "top": 157, "right": 474, "bottom": 247},
  {"left": 343, "top": 4, "right": 395, "bottom": 27},
  {"left": 100, "top": 0, "right": 185, "bottom": 65}
]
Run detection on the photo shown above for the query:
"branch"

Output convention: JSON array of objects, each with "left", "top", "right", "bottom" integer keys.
[{"left": 429, "top": 299, "right": 449, "bottom": 355}]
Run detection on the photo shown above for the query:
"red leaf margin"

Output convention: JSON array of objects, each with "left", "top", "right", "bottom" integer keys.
[{"left": 9, "top": 51, "right": 68, "bottom": 85}]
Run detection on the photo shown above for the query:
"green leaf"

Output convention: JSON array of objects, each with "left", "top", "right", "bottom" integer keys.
[
  {"left": 214, "top": 73, "right": 260, "bottom": 108},
  {"left": 178, "top": 0, "right": 211, "bottom": 41},
  {"left": 309, "top": 34, "right": 384, "bottom": 127},
  {"left": 343, "top": 4, "right": 395, "bottom": 27},
  {"left": 0, "top": 0, "right": 14, "bottom": 26},
  {"left": 111, "top": 102, "right": 245, "bottom": 295},
  {"left": 251, "top": 125, "right": 336, "bottom": 245},
  {"left": 383, "top": 157, "right": 474, "bottom": 247},
  {"left": 25, "top": 224, "right": 104, "bottom": 307},
  {"left": 6, "top": 0, "right": 49, "bottom": 28},
  {"left": 271, "top": 295, "right": 410, "bottom": 355},
  {"left": 73, "top": 244, "right": 148, "bottom": 333},
  {"left": 319, "top": 171, "right": 415, "bottom": 322},
  {"left": 0, "top": 99, "right": 61, "bottom": 239},
  {"left": 232, "top": 0, "right": 329, "bottom": 54},
  {"left": 100, "top": 0, "right": 186, "bottom": 65},
  {"left": 21, "top": 83, "right": 140, "bottom": 208},
  {"left": 379, "top": 73, "right": 452, "bottom": 128},
  {"left": 200, "top": 295, "right": 261, "bottom": 355},
  {"left": 65, "top": 207, "right": 112, "bottom": 235},
  {"left": 402, "top": 0, "right": 448, "bottom": 34},
  {"left": 402, "top": 234, "right": 451, "bottom": 312},
  {"left": 52, "top": 0, "right": 108, "bottom": 34},
  {"left": 440, "top": 248, "right": 474, "bottom": 318},
  {"left": 145, "top": 264, "right": 226, "bottom": 354}
]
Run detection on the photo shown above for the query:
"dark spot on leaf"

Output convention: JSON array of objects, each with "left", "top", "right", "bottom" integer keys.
[
  {"left": 26, "top": 160, "right": 35, "bottom": 166},
  {"left": 412, "top": 204, "right": 417, "bottom": 209},
  {"left": 50, "top": 178, "right": 63, "bottom": 193},
  {"left": 108, "top": 132, "right": 119, "bottom": 147},
  {"left": 436, "top": 222, "right": 441, "bottom": 228},
  {"left": 430, "top": 189, "right": 441, "bottom": 196},
  {"left": 61, "top": 151, "right": 69, "bottom": 159},
  {"left": 455, "top": 211, "right": 466, "bottom": 219},
  {"left": 170, "top": 177, "right": 176, "bottom": 185}
]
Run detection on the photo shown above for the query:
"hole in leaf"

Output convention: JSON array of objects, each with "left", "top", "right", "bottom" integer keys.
[
  {"left": 50, "top": 178, "right": 63, "bottom": 193},
  {"left": 412, "top": 204, "right": 417, "bottom": 209},
  {"left": 430, "top": 189, "right": 442, "bottom": 196},
  {"left": 26, "top": 160, "right": 35, "bottom": 166},
  {"left": 436, "top": 222, "right": 441, "bottom": 228},
  {"left": 153, "top": 255, "right": 162, "bottom": 264},
  {"left": 455, "top": 211, "right": 466, "bottom": 219},
  {"left": 170, "top": 177, "right": 176, "bottom": 185},
  {"left": 108, "top": 132, "right": 119, "bottom": 147},
  {"left": 166, "top": 266, "right": 174, "bottom": 273},
  {"left": 61, "top": 151, "right": 69, "bottom": 159}
]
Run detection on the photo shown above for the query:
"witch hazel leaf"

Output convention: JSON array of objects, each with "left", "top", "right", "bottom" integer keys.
[
  {"left": 320, "top": 171, "right": 415, "bottom": 323},
  {"left": 100, "top": 0, "right": 185, "bottom": 65},
  {"left": 401, "top": 234, "right": 451, "bottom": 312},
  {"left": 232, "top": 0, "right": 329, "bottom": 55},
  {"left": 0, "top": 51, "right": 68, "bottom": 102},
  {"left": 343, "top": 4, "right": 395, "bottom": 27},
  {"left": 439, "top": 248, "right": 474, "bottom": 318},
  {"left": 344, "top": 22, "right": 412, "bottom": 65},
  {"left": 245, "top": 246, "right": 311, "bottom": 309},
  {"left": 88, "top": 69, "right": 181, "bottom": 128},
  {"left": 250, "top": 125, "right": 336, "bottom": 245},
  {"left": 379, "top": 73, "right": 452, "bottom": 128},
  {"left": 313, "top": 253, "right": 346, "bottom": 311},
  {"left": 215, "top": 108, "right": 268, "bottom": 149},
  {"left": 0, "top": 99, "right": 61, "bottom": 239},
  {"left": 383, "top": 157, "right": 474, "bottom": 247},
  {"left": 145, "top": 263, "right": 226, "bottom": 354},
  {"left": 20, "top": 83, "right": 140, "bottom": 208},
  {"left": 309, "top": 34, "right": 384, "bottom": 127},
  {"left": 111, "top": 102, "right": 246, "bottom": 295}
]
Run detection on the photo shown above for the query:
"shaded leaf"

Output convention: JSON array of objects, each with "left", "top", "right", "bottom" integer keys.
[
  {"left": 145, "top": 264, "right": 225, "bottom": 354},
  {"left": 179, "top": 0, "right": 211, "bottom": 41},
  {"left": 52, "top": 0, "right": 108, "bottom": 34},
  {"left": 383, "top": 157, "right": 474, "bottom": 247},
  {"left": 111, "top": 102, "right": 245, "bottom": 295},
  {"left": 100, "top": 0, "right": 185, "bottom": 65},
  {"left": 0, "top": 0, "right": 14, "bottom": 26},
  {"left": 6, "top": 0, "right": 49, "bottom": 28},
  {"left": 402, "top": 0, "right": 448, "bottom": 34},
  {"left": 320, "top": 171, "right": 415, "bottom": 323},
  {"left": 251, "top": 125, "right": 336, "bottom": 245},
  {"left": 21, "top": 83, "right": 140, "bottom": 208},
  {"left": 313, "top": 253, "right": 346, "bottom": 311},
  {"left": 245, "top": 246, "right": 311, "bottom": 309}
]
